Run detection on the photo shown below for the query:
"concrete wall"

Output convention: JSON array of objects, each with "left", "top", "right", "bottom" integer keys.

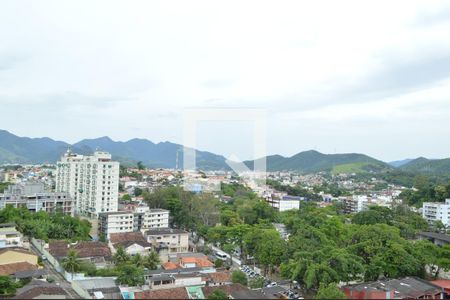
[{"left": 31, "top": 238, "right": 62, "bottom": 273}]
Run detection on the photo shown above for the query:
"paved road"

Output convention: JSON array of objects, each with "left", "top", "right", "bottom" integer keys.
[
  {"left": 29, "top": 244, "right": 81, "bottom": 299},
  {"left": 210, "top": 245, "right": 242, "bottom": 266}
]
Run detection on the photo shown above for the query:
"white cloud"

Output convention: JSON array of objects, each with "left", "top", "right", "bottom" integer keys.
[{"left": 0, "top": 0, "right": 450, "bottom": 161}]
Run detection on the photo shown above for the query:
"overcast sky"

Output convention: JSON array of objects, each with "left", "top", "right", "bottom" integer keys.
[{"left": 1, "top": 1, "right": 450, "bottom": 162}]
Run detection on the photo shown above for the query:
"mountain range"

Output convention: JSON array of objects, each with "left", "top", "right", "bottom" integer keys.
[{"left": 0, "top": 129, "right": 449, "bottom": 175}]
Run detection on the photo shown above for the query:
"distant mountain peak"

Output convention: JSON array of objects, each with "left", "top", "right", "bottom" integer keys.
[{"left": 1, "top": 128, "right": 450, "bottom": 175}]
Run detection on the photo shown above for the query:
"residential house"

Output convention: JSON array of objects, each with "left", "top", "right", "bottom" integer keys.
[
  {"left": 48, "top": 241, "right": 112, "bottom": 268},
  {"left": 72, "top": 277, "right": 121, "bottom": 299},
  {"left": 13, "top": 279, "right": 68, "bottom": 299},
  {"left": 202, "top": 283, "right": 272, "bottom": 299},
  {"left": 431, "top": 280, "right": 450, "bottom": 298},
  {"left": 206, "top": 271, "right": 232, "bottom": 286},
  {"left": 109, "top": 232, "right": 152, "bottom": 256},
  {"left": 0, "top": 223, "right": 23, "bottom": 249},
  {"left": 144, "top": 228, "right": 189, "bottom": 254},
  {"left": 133, "top": 287, "right": 189, "bottom": 299},
  {"left": 0, "top": 248, "right": 38, "bottom": 265},
  {"left": 342, "top": 277, "right": 443, "bottom": 299}
]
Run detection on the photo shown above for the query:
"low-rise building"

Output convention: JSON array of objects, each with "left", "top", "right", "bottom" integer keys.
[
  {"left": 145, "top": 228, "right": 189, "bottom": 254},
  {"left": 0, "top": 248, "right": 38, "bottom": 266},
  {"left": 109, "top": 232, "right": 152, "bottom": 256},
  {"left": 140, "top": 208, "right": 169, "bottom": 231},
  {"left": 267, "top": 195, "right": 302, "bottom": 212},
  {"left": 98, "top": 207, "right": 169, "bottom": 239},
  {"left": 0, "top": 223, "right": 23, "bottom": 248},
  {"left": 342, "top": 277, "right": 443, "bottom": 299},
  {"left": 13, "top": 280, "right": 68, "bottom": 299},
  {"left": 0, "top": 182, "right": 73, "bottom": 215},
  {"left": 422, "top": 199, "right": 450, "bottom": 227},
  {"left": 418, "top": 231, "right": 450, "bottom": 247},
  {"left": 48, "top": 241, "right": 112, "bottom": 268},
  {"left": 98, "top": 211, "right": 134, "bottom": 238},
  {"left": 72, "top": 277, "right": 121, "bottom": 299},
  {"left": 0, "top": 248, "right": 40, "bottom": 279}
]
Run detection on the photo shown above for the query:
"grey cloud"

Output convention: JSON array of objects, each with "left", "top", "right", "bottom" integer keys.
[
  {"left": 0, "top": 92, "right": 133, "bottom": 111},
  {"left": 275, "top": 50, "right": 450, "bottom": 113}
]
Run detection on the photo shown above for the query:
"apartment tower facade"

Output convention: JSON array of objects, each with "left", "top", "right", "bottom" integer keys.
[{"left": 55, "top": 150, "right": 119, "bottom": 218}]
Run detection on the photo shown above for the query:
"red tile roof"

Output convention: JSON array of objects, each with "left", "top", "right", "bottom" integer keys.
[
  {"left": 208, "top": 271, "right": 232, "bottom": 283},
  {"left": 13, "top": 285, "right": 67, "bottom": 299},
  {"left": 180, "top": 257, "right": 214, "bottom": 268},
  {"left": 48, "top": 241, "right": 69, "bottom": 258},
  {"left": 110, "top": 232, "right": 146, "bottom": 244},
  {"left": 0, "top": 262, "right": 37, "bottom": 276},
  {"left": 49, "top": 241, "right": 111, "bottom": 259},
  {"left": 163, "top": 261, "right": 179, "bottom": 270},
  {"left": 432, "top": 280, "right": 450, "bottom": 289},
  {"left": 72, "top": 241, "right": 111, "bottom": 258}
]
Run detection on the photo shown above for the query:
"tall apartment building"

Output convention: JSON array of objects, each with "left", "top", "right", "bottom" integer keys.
[
  {"left": 55, "top": 150, "right": 119, "bottom": 218},
  {"left": 422, "top": 199, "right": 450, "bottom": 227},
  {"left": 98, "top": 207, "right": 170, "bottom": 239},
  {"left": 0, "top": 182, "right": 73, "bottom": 215}
]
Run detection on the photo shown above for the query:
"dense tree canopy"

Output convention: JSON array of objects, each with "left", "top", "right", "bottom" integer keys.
[
  {"left": 0, "top": 206, "right": 91, "bottom": 242},
  {"left": 280, "top": 202, "right": 443, "bottom": 290}
]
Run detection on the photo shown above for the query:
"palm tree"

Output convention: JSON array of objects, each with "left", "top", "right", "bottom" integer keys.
[
  {"left": 113, "top": 246, "right": 130, "bottom": 266},
  {"left": 131, "top": 253, "right": 144, "bottom": 267},
  {"left": 61, "top": 250, "right": 81, "bottom": 280},
  {"left": 144, "top": 250, "right": 160, "bottom": 270}
]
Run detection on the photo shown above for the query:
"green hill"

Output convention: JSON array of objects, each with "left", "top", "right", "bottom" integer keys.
[
  {"left": 399, "top": 157, "right": 450, "bottom": 175},
  {"left": 245, "top": 150, "right": 391, "bottom": 173}
]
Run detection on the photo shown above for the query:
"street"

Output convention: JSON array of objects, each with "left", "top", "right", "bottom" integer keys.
[{"left": 29, "top": 243, "right": 81, "bottom": 299}]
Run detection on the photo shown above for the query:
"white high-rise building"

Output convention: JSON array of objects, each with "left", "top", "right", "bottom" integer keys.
[
  {"left": 422, "top": 199, "right": 450, "bottom": 227},
  {"left": 55, "top": 150, "right": 120, "bottom": 218}
]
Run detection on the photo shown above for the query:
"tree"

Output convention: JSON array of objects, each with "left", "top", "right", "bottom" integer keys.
[
  {"left": 208, "top": 289, "right": 228, "bottom": 300},
  {"left": 352, "top": 206, "right": 393, "bottom": 226},
  {"left": 252, "top": 229, "right": 286, "bottom": 275},
  {"left": 116, "top": 265, "right": 145, "bottom": 286},
  {"left": 231, "top": 270, "right": 248, "bottom": 286},
  {"left": 61, "top": 250, "right": 82, "bottom": 278},
  {"left": 131, "top": 253, "right": 144, "bottom": 267},
  {"left": 249, "top": 277, "right": 265, "bottom": 289},
  {"left": 436, "top": 245, "right": 450, "bottom": 277},
  {"left": 0, "top": 276, "right": 18, "bottom": 296},
  {"left": 144, "top": 250, "right": 160, "bottom": 270},
  {"left": 134, "top": 187, "right": 143, "bottom": 197},
  {"left": 316, "top": 283, "right": 346, "bottom": 299},
  {"left": 137, "top": 161, "right": 145, "bottom": 170},
  {"left": 122, "top": 194, "right": 132, "bottom": 201},
  {"left": 113, "top": 246, "right": 130, "bottom": 266},
  {"left": 214, "top": 259, "right": 224, "bottom": 268}
]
